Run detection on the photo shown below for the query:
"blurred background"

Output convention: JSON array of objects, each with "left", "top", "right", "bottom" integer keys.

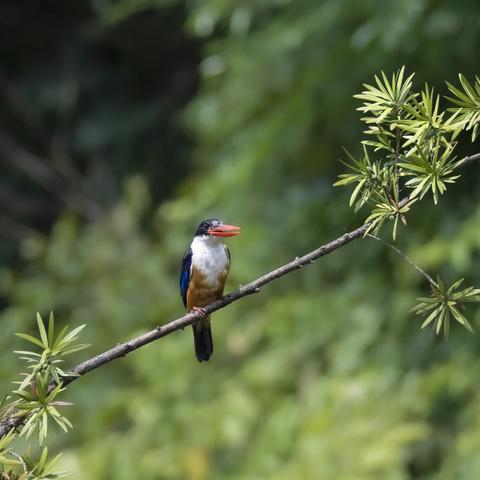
[{"left": 1, "top": 0, "right": 480, "bottom": 478}]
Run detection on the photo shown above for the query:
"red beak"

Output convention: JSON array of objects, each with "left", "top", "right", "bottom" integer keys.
[{"left": 208, "top": 223, "right": 241, "bottom": 237}]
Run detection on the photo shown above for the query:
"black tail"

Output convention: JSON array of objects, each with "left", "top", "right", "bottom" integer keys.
[{"left": 192, "top": 317, "right": 213, "bottom": 362}]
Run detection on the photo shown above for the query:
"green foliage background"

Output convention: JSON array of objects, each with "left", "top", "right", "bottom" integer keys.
[{"left": 1, "top": 0, "right": 480, "bottom": 478}]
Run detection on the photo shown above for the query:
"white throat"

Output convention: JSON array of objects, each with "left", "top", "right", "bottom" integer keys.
[
  {"left": 192, "top": 235, "right": 222, "bottom": 249},
  {"left": 190, "top": 235, "right": 229, "bottom": 285}
]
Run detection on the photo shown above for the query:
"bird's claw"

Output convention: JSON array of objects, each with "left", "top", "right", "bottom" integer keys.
[{"left": 191, "top": 306, "right": 207, "bottom": 317}]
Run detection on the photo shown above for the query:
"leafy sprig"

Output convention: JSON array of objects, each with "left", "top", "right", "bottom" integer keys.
[
  {"left": 338, "top": 67, "right": 480, "bottom": 336},
  {"left": 334, "top": 146, "right": 395, "bottom": 213},
  {"left": 354, "top": 66, "right": 416, "bottom": 124},
  {"left": 22, "top": 447, "right": 66, "bottom": 479},
  {"left": 16, "top": 383, "right": 73, "bottom": 445},
  {"left": 336, "top": 66, "right": 477, "bottom": 239},
  {"left": 364, "top": 198, "right": 413, "bottom": 240},
  {"left": 0, "top": 313, "right": 88, "bottom": 478},
  {"left": 446, "top": 74, "right": 480, "bottom": 141},
  {"left": 0, "top": 430, "right": 21, "bottom": 468},
  {"left": 412, "top": 278, "right": 480, "bottom": 337},
  {"left": 398, "top": 141, "right": 461, "bottom": 204},
  {"left": 393, "top": 85, "right": 461, "bottom": 152},
  {"left": 15, "top": 312, "right": 89, "bottom": 391}
]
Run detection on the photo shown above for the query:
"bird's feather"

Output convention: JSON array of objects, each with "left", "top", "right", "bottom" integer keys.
[
  {"left": 192, "top": 319, "right": 213, "bottom": 362},
  {"left": 179, "top": 248, "right": 192, "bottom": 307}
]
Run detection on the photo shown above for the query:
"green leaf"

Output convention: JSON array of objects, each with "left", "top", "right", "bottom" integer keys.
[
  {"left": 333, "top": 174, "right": 360, "bottom": 186},
  {"left": 349, "top": 178, "right": 366, "bottom": 207},
  {"left": 435, "top": 307, "right": 446, "bottom": 335},
  {"left": 397, "top": 162, "right": 426, "bottom": 173},
  {"left": 57, "top": 324, "right": 86, "bottom": 348},
  {"left": 449, "top": 305, "right": 474, "bottom": 333},
  {"left": 420, "top": 306, "right": 442, "bottom": 329},
  {"left": 447, "top": 278, "right": 465, "bottom": 295},
  {"left": 37, "top": 313, "right": 49, "bottom": 348},
  {"left": 48, "top": 312, "right": 55, "bottom": 346},
  {"left": 0, "top": 454, "right": 22, "bottom": 465},
  {"left": 15, "top": 333, "right": 46, "bottom": 349}
]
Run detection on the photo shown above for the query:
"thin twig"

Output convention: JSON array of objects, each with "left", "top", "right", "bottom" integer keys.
[
  {"left": 8, "top": 451, "right": 27, "bottom": 474},
  {"left": 367, "top": 234, "right": 438, "bottom": 289}
]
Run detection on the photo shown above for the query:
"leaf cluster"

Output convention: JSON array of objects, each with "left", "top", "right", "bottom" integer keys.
[
  {"left": 336, "top": 67, "right": 480, "bottom": 336},
  {"left": 16, "top": 384, "right": 73, "bottom": 445},
  {"left": 11, "top": 313, "right": 87, "bottom": 444},
  {"left": 15, "top": 313, "right": 88, "bottom": 391},
  {"left": 0, "top": 444, "right": 65, "bottom": 480},
  {"left": 0, "top": 314, "right": 88, "bottom": 478},
  {"left": 0, "top": 430, "right": 21, "bottom": 469},
  {"left": 446, "top": 74, "right": 480, "bottom": 142},
  {"left": 413, "top": 278, "right": 480, "bottom": 338},
  {"left": 335, "top": 67, "right": 479, "bottom": 238},
  {"left": 21, "top": 447, "right": 66, "bottom": 479}
]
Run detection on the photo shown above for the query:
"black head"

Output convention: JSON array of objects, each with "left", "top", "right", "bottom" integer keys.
[
  {"left": 194, "top": 218, "right": 223, "bottom": 237},
  {"left": 193, "top": 219, "right": 241, "bottom": 238}
]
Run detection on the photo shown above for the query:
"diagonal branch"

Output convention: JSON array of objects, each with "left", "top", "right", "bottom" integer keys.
[
  {"left": 0, "top": 221, "right": 371, "bottom": 437},
  {"left": 458, "top": 151, "right": 480, "bottom": 167},
  {"left": 1, "top": 151, "right": 479, "bottom": 439}
]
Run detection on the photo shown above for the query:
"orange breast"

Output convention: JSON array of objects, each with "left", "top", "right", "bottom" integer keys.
[{"left": 186, "top": 266, "right": 228, "bottom": 310}]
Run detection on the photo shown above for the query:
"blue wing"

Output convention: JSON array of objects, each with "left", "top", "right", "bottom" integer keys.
[{"left": 180, "top": 248, "right": 192, "bottom": 307}]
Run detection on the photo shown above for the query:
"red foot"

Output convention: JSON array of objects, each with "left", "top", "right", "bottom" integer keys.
[{"left": 191, "top": 306, "right": 207, "bottom": 316}]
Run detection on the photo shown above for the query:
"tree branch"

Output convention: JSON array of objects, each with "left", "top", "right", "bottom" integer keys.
[
  {"left": 0, "top": 221, "right": 370, "bottom": 437},
  {"left": 1, "top": 151, "right": 479, "bottom": 439},
  {"left": 458, "top": 151, "right": 480, "bottom": 167}
]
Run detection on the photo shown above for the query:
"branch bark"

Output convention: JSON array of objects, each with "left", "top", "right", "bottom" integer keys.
[
  {"left": 1, "top": 150, "right": 479, "bottom": 438},
  {"left": 458, "top": 151, "right": 480, "bottom": 167}
]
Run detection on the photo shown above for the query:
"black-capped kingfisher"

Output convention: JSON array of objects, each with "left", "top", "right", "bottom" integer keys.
[{"left": 180, "top": 219, "right": 241, "bottom": 362}]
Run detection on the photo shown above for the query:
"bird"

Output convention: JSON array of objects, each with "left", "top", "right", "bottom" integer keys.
[{"left": 180, "top": 218, "right": 241, "bottom": 362}]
